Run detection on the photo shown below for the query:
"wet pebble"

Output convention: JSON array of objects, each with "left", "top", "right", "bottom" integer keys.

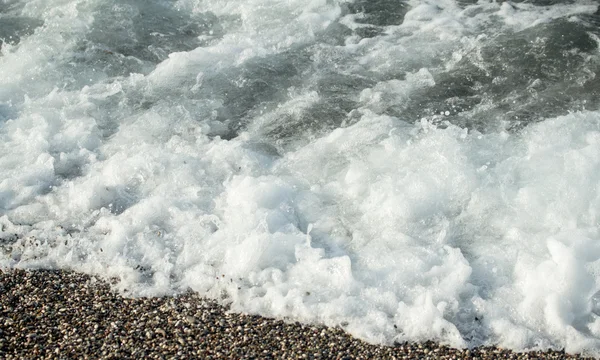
[{"left": 0, "top": 269, "right": 594, "bottom": 359}]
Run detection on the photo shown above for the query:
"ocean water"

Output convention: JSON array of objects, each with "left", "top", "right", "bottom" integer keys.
[{"left": 2, "top": 0, "right": 600, "bottom": 353}]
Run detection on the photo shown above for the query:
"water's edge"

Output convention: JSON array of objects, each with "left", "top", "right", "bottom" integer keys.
[{"left": 0, "top": 268, "right": 594, "bottom": 359}]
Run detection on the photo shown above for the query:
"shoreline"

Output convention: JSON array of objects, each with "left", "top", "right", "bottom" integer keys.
[{"left": 0, "top": 269, "right": 593, "bottom": 359}]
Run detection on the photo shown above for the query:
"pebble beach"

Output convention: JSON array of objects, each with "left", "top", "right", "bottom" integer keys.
[{"left": 0, "top": 269, "right": 594, "bottom": 359}]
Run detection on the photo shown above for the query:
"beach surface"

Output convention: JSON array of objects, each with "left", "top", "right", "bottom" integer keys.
[{"left": 0, "top": 269, "right": 592, "bottom": 359}]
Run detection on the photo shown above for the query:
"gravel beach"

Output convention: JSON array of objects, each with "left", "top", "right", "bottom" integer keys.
[{"left": 0, "top": 269, "right": 594, "bottom": 359}]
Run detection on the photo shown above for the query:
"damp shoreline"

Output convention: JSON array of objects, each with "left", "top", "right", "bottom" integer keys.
[{"left": 0, "top": 268, "right": 594, "bottom": 359}]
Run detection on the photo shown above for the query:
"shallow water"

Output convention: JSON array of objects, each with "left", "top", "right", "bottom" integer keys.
[{"left": 2, "top": 0, "right": 600, "bottom": 354}]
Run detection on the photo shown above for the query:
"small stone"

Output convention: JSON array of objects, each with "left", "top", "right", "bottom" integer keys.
[{"left": 0, "top": 269, "right": 591, "bottom": 360}]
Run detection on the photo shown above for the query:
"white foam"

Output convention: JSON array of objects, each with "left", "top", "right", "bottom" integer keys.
[{"left": 2, "top": 0, "right": 600, "bottom": 355}]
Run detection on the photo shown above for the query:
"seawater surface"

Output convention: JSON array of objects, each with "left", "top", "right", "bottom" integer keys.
[{"left": 2, "top": 0, "right": 600, "bottom": 354}]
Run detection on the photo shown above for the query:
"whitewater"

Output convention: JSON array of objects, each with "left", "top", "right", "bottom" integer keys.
[{"left": 2, "top": 0, "right": 600, "bottom": 354}]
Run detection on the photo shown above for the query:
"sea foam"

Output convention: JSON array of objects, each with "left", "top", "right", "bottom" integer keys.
[{"left": 2, "top": 0, "right": 600, "bottom": 354}]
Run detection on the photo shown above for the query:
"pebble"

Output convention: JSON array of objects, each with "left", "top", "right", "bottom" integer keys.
[{"left": 0, "top": 269, "right": 595, "bottom": 359}]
